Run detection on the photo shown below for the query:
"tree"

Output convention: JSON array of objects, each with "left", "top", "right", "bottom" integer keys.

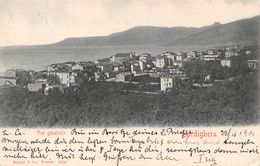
[
  {"left": 16, "top": 70, "right": 31, "bottom": 86},
  {"left": 183, "top": 59, "right": 209, "bottom": 82},
  {"left": 47, "top": 75, "right": 60, "bottom": 84}
]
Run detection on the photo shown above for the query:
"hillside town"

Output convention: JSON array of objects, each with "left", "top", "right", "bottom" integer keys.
[{"left": 0, "top": 45, "right": 258, "bottom": 94}]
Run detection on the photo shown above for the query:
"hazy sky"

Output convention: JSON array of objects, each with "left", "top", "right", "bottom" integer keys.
[{"left": 0, "top": 0, "right": 259, "bottom": 46}]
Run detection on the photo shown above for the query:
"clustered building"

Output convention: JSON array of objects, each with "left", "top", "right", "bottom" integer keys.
[{"left": 0, "top": 45, "right": 257, "bottom": 93}]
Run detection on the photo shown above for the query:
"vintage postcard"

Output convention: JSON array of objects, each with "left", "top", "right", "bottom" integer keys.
[{"left": 0, "top": 0, "right": 259, "bottom": 165}]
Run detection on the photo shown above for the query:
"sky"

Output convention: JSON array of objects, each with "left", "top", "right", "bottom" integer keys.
[{"left": 0, "top": 0, "right": 259, "bottom": 46}]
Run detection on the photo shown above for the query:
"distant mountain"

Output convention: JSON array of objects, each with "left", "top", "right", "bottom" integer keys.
[
  {"left": 171, "top": 15, "right": 259, "bottom": 46},
  {"left": 53, "top": 26, "right": 203, "bottom": 46},
  {"left": 52, "top": 15, "right": 259, "bottom": 47}
]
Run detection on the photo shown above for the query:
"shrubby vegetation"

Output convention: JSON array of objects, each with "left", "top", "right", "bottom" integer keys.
[
  {"left": 0, "top": 71, "right": 258, "bottom": 127},
  {"left": 183, "top": 56, "right": 253, "bottom": 82}
]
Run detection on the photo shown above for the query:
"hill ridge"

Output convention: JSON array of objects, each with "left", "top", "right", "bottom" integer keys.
[{"left": 50, "top": 15, "right": 260, "bottom": 47}]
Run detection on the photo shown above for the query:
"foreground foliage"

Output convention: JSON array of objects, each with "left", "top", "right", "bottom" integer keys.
[{"left": 0, "top": 72, "right": 258, "bottom": 127}]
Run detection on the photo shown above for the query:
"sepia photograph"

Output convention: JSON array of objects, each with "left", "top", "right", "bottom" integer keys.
[{"left": 0, "top": 0, "right": 259, "bottom": 127}]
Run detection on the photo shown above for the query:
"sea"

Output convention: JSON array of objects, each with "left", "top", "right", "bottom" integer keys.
[{"left": 0, "top": 45, "right": 206, "bottom": 74}]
